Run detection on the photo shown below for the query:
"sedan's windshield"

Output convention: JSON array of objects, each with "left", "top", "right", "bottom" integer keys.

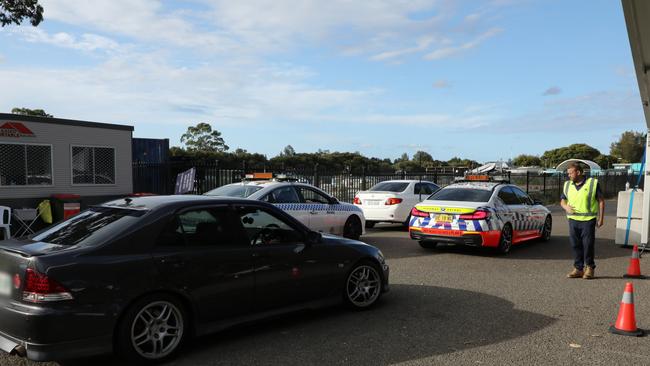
[
  {"left": 205, "top": 184, "right": 264, "bottom": 198},
  {"left": 32, "top": 207, "right": 146, "bottom": 246},
  {"left": 369, "top": 182, "right": 409, "bottom": 192},
  {"left": 429, "top": 188, "right": 493, "bottom": 202}
]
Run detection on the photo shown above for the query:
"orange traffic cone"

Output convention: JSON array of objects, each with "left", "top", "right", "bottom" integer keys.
[
  {"left": 609, "top": 282, "right": 645, "bottom": 337},
  {"left": 624, "top": 245, "right": 646, "bottom": 279}
]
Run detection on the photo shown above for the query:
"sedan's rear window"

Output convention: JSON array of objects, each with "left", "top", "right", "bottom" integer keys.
[
  {"left": 429, "top": 188, "right": 493, "bottom": 202},
  {"left": 205, "top": 185, "right": 263, "bottom": 198},
  {"left": 369, "top": 182, "right": 409, "bottom": 192},
  {"left": 31, "top": 207, "right": 146, "bottom": 247}
]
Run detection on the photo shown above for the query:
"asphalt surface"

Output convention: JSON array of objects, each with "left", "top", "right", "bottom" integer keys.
[{"left": 4, "top": 199, "right": 650, "bottom": 366}]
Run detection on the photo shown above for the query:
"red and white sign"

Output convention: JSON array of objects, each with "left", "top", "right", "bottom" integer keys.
[{"left": 0, "top": 122, "right": 36, "bottom": 138}]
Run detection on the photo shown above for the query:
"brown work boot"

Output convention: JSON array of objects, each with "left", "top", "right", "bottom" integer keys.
[
  {"left": 567, "top": 267, "right": 584, "bottom": 278},
  {"left": 583, "top": 266, "right": 595, "bottom": 279}
]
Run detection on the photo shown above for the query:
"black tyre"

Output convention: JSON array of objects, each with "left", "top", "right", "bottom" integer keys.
[
  {"left": 419, "top": 240, "right": 438, "bottom": 249},
  {"left": 540, "top": 215, "right": 552, "bottom": 242},
  {"left": 497, "top": 224, "right": 513, "bottom": 254},
  {"left": 343, "top": 216, "right": 362, "bottom": 240},
  {"left": 115, "top": 294, "right": 188, "bottom": 364},
  {"left": 365, "top": 221, "right": 376, "bottom": 229},
  {"left": 343, "top": 260, "right": 383, "bottom": 309}
]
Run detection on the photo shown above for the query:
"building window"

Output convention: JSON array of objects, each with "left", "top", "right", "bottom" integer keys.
[
  {"left": 0, "top": 143, "right": 52, "bottom": 186},
  {"left": 72, "top": 146, "right": 115, "bottom": 185}
]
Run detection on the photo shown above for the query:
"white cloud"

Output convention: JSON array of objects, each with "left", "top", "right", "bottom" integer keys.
[
  {"left": 424, "top": 27, "right": 503, "bottom": 60},
  {"left": 17, "top": 28, "right": 122, "bottom": 53},
  {"left": 37, "top": 0, "right": 509, "bottom": 61}
]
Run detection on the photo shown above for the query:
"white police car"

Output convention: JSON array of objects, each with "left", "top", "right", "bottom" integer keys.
[
  {"left": 409, "top": 178, "right": 552, "bottom": 254},
  {"left": 205, "top": 181, "right": 365, "bottom": 240}
]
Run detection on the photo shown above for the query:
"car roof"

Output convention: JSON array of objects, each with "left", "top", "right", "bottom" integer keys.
[
  {"left": 100, "top": 195, "right": 263, "bottom": 211},
  {"left": 372, "top": 180, "right": 433, "bottom": 184},
  {"left": 444, "top": 181, "right": 504, "bottom": 191}
]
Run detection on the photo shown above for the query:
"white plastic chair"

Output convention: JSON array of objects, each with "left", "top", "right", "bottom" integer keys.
[{"left": 0, "top": 206, "right": 10, "bottom": 240}]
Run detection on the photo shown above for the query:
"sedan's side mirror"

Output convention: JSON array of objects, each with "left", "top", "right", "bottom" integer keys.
[{"left": 306, "top": 231, "right": 322, "bottom": 245}]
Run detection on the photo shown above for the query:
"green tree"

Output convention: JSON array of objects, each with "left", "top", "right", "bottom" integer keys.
[
  {"left": 594, "top": 154, "right": 618, "bottom": 169},
  {"left": 512, "top": 154, "right": 541, "bottom": 167},
  {"left": 11, "top": 107, "right": 52, "bottom": 117},
  {"left": 541, "top": 144, "right": 601, "bottom": 167},
  {"left": 610, "top": 131, "right": 646, "bottom": 163},
  {"left": 180, "top": 122, "right": 229, "bottom": 153},
  {"left": 447, "top": 157, "right": 479, "bottom": 168},
  {"left": 1, "top": 0, "right": 43, "bottom": 27},
  {"left": 412, "top": 151, "right": 433, "bottom": 164},
  {"left": 281, "top": 145, "right": 296, "bottom": 157}
]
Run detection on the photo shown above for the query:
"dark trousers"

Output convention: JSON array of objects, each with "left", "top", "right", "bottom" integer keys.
[{"left": 568, "top": 219, "right": 596, "bottom": 270}]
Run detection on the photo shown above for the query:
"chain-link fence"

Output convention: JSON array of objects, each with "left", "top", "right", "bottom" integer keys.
[{"left": 134, "top": 161, "right": 642, "bottom": 203}]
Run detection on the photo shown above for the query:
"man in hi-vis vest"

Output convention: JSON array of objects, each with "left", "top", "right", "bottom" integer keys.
[{"left": 560, "top": 163, "right": 605, "bottom": 279}]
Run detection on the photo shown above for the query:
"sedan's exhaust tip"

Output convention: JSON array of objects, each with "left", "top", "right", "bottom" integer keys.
[{"left": 11, "top": 345, "right": 26, "bottom": 357}]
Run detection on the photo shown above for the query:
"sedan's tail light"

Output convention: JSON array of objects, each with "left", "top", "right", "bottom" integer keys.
[
  {"left": 410, "top": 207, "right": 429, "bottom": 217},
  {"left": 459, "top": 210, "right": 490, "bottom": 220},
  {"left": 22, "top": 268, "right": 73, "bottom": 303},
  {"left": 385, "top": 198, "right": 403, "bottom": 205},
  {"left": 353, "top": 197, "right": 361, "bottom": 205}
]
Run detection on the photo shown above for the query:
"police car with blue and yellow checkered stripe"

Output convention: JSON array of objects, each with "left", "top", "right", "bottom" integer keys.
[
  {"left": 409, "top": 176, "right": 552, "bottom": 254},
  {"left": 205, "top": 178, "right": 365, "bottom": 240}
]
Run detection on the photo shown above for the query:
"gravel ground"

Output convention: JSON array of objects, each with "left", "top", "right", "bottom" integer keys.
[{"left": 3, "top": 199, "right": 650, "bottom": 366}]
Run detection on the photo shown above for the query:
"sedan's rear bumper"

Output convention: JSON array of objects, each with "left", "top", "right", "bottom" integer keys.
[
  {"left": 409, "top": 227, "right": 500, "bottom": 247},
  {"left": 0, "top": 300, "right": 114, "bottom": 361},
  {"left": 0, "top": 329, "right": 112, "bottom": 362}
]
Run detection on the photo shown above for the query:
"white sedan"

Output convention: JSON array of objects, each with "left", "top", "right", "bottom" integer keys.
[
  {"left": 205, "top": 181, "right": 365, "bottom": 240},
  {"left": 353, "top": 180, "right": 440, "bottom": 228}
]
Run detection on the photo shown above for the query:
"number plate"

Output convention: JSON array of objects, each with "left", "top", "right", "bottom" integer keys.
[
  {"left": 366, "top": 200, "right": 381, "bottom": 206},
  {"left": 435, "top": 214, "right": 454, "bottom": 222},
  {"left": 0, "top": 273, "right": 11, "bottom": 296}
]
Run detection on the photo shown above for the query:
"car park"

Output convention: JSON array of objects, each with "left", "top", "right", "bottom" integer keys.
[
  {"left": 409, "top": 178, "right": 552, "bottom": 253},
  {"left": 205, "top": 180, "right": 365, "bottom": 240},
  {"left": 0, "top": 195, "right": 388, "bottom": 363},
  {"left": 353, "top": 180, "right": 439, "bottom": 228}
]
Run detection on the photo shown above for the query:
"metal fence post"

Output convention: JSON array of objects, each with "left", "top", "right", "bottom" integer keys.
[
  {"left": 313, "top": 163, "right": 320, "bottom": 188},
  {"left": 542, "top": 173, "right": 546, "bottom": 198},
  {"left": 361, "top": 165, "right": 367, "bottom": 191},
  {"left": 526, "top": 171, "right": 530, "bottom": 194}
]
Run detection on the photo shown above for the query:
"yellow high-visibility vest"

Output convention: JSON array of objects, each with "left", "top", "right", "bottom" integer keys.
[{"left": 563, "top": 177, "right": 599, "bottom": 221}]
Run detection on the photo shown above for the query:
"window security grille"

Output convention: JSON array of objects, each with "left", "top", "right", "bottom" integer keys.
[
  {"left": 0, "top": 144, "right": 52, "bottom": 186},
  {"left": 72, "top": 146, "right": 115, "bottom": 184}
]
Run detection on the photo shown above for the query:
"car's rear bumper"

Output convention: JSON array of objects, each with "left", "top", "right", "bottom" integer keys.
[
  {"left": 0, "top": 300, "right": 114, "bottom": 361},
  {"left": 358, "top": 205, "right": 409, "bottom": 223},
  {"left": 409, "top": 227, "right": 500, "bottom": 247}
]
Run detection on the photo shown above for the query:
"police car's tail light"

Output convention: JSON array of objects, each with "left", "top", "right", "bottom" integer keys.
[
  {"left": 459, "top": 210, "right": 490, "bottom": 220},
  {"left": 411, "top": 207, "right": 429, "bottom": 217},
  {"left": 385, "top": 198, "right": 403, "bottom": 205},
  {"left": 22, "top": 268, "right": 73, "bottom": 303},
  {"left": 353, "top": 197, "right": 362, "bottom": 205}
]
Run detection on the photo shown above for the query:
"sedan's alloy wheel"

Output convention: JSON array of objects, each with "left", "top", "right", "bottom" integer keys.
[
  {"left": 346, "top": 265, "right": 381, "bottom": 308},
  {"left": 131, "top": 301, "right": 184, "bottom": 360}
]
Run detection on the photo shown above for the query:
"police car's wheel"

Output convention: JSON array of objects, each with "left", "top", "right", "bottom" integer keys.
[
  {"left": 419, "top": 240, "right": 438, "bottom": 249},
  {"left": 343, "top": 216, "right": 362, "bottom": 240},
  {"left": 497, "top": 224, "right": 513, "bottom": 254},
  {"left": 541, "top": 216, "right": 552, "bottom": 242}
]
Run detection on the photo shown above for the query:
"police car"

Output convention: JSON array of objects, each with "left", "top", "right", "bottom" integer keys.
[
  {"left": 204, "top": 179, "right": 365, "bottom": 240},
  {"left": 409, "top": 176, "right": 552, "bottom": 254}
]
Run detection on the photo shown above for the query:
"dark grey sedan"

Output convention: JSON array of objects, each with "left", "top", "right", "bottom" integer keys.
[{"left": 0, "top": 196, "right": 389, "bottom": 363}]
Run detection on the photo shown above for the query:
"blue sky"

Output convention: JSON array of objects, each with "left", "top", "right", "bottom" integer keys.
[{"left": 0, "top": 0, "right": 646, "bottom": 162}]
